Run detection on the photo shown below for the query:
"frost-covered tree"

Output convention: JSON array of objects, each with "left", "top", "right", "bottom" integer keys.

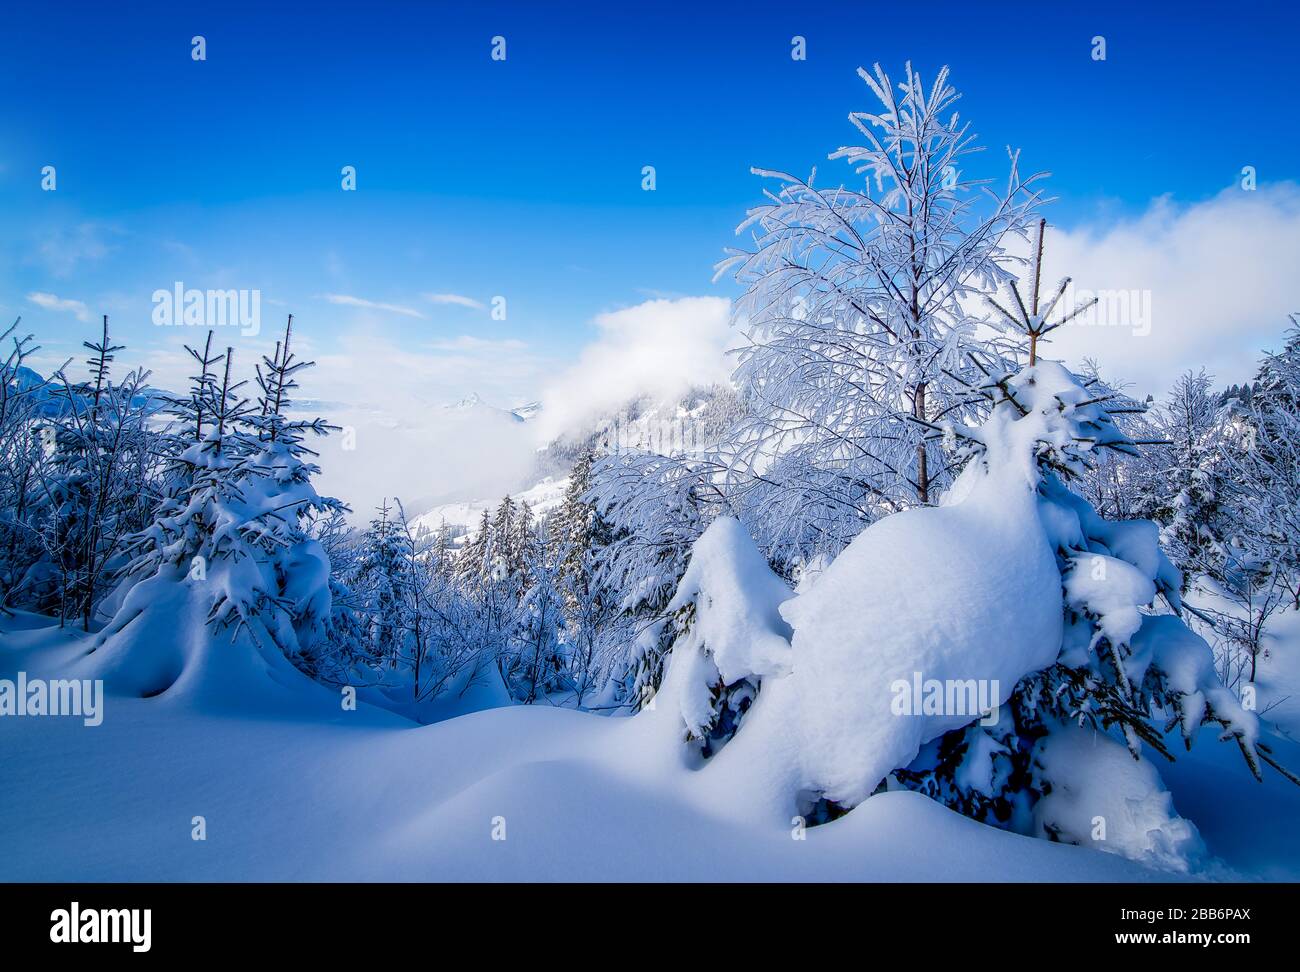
[
  {"left": 450, "top": 495, "right": 552, "bottom": 700},
  {"left": 1252, "top": 314, "right": 1300, "bottom": 416},
  {"left": 1154, "top": 320, "right": 1300, "bottom": 689},
  {"left": 882, "top": 243, "right": 1299, "bottom": 863},
  {"left": 1239, "top": 316, "right": 1300, "bottom": 608},
  {"left": 645, "top": 229, "right": 1294, "bottom": 875},
  {"left": 455, "top": 509, "right": 493, "bottom": 589},
  {"left": 1132, "top": 370, "right": 1228, "bottom": 585},
  {"left": 346, "top": 499, "right": 416, "bottom": 669},
  {"left": 319, "top": 499, "right": 504, "bottom": 708},
  {"left": 0, "top": 318, "right": 58, "bottom": 614},
  {"left": 46, "top": 315, "right": 158, "bottom": 626},
  {"left": 1067, "top": 361, "right": 1154, "bottom": 522},
  {"left": 887, "top": 355, "right": 1295, "bottom": 861},
  {"left": 589, "top": 451, "right": 724, "bottom": 707},
  {"left": 512, "top": 517, "right": 567, "bottom": 703},
  {"left": 18, "top": 317, "right": 161, "bottom": 628},
  {"left": 716, "top": 62, "right": 1046, "bottom": 552},
  {"left": 550, "top": 450, "right": 613, "bottom": 705},
  {"left": 79, "top": 318, "right": 346, "bottom": 703},
  {"left": 1199, "top": 368, "right": 1300, "bottom": 677}
]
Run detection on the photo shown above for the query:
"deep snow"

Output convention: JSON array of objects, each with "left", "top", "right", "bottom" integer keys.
[{"left": 2, "top": 612, "right": 1298, "bottom": 881}]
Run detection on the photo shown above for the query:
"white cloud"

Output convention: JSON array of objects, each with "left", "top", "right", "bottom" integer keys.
[
  {"left": 27, "top": 291, "right": 91, "bottom": 323},
  {"left": 31, "top": 222, "right": 118, "bottom": 277},
  {"left": 127, "top": 320, "right": 552, "bottom": 521},
  {"left": 295, "top": 329, "right": 550, "bottom": 517},
  {"left": 1013, "top": 183, "right": 1300, "bottom": 395},
  {"left": 318, "top": 294, "right": 424, "bottom": 318},
  {"left": 423, "top": 292, "right": 485, "bottom": 310},
  {"left": 537, "top": 296, "right": 734, "bottom": 442},
  {"left": 305, "top": 297, "right": 735, "bottom": 511}
]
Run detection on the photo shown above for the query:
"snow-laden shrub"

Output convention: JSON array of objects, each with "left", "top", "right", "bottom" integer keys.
[
  {"left": 651, "top": 356, "right": 1290, "bottom": 872},
  {"left": 656, "top": 517, "right": 792, "bottom": 761}
]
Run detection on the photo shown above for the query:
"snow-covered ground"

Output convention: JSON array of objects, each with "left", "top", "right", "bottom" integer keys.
[{"left": 2, "top": 609, "right": 1297, "bottom": 882}]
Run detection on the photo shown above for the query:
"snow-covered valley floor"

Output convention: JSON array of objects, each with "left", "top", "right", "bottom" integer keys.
[{"left": 2, "top": 613, "right": 1298, "bottom": 882}]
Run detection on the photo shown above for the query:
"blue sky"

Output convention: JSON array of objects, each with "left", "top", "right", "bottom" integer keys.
[{"left": 2, "top": 0, "right": 1298, "bottom": 414}]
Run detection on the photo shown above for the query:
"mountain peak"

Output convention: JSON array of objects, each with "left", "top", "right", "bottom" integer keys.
[{"left": 448, "top": 392, "right": 485, "bottom": 410}]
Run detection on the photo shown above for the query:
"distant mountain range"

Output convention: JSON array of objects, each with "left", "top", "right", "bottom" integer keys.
[
  {"left": 5, "top": 365, "right": 173, "bottom": 416},
  {"left": 441, "top": 393, "right": 542, "bottom": 425}
]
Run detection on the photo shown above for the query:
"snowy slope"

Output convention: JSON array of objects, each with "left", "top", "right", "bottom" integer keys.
[
  {"left": 4, "top": 614, "right": 1295, "bottom": 881},
  {"left": 410, "top": 476, "right": 569, "bottom": 539},
  {"left": 0, "top": 617, "right": 1157, "bottom": 882}
]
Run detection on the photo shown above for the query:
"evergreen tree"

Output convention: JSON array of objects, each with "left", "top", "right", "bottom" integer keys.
[
  {"left": 456, "top": 508, "right": 494, "bottom": 591},
  {"left": 552, "top": 449, "right": 614, "bottom": 704},
  {"left": 890, "top": 233, "right": 1297, "bottom": 838},
  {"left": 513, "top": 516, "right": 567, "bottom": 703},
  {"left": 348, "top": 499, "right": 416, "bottom": 668},
  {"left": 1133, "top": 370, "right": 1229, "bottom": 586},
  {"left": 0, "top": 318, "right": 58, "bottom": 614},
  {"left": 84, "top": 316, "right": 346, "bottom": 700},
  {"left": 589, "top": 451, "right": 716, "bottom": 708},
  {"left": 37, "top": 316, "right": 159, "bottom": 628}
]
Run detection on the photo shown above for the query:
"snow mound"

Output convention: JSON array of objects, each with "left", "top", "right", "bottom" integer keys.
[
  {"left": 0, "top": 627, "right": 1169, "bottom": 881},
  {"left": 70, "top": 574, "right": 338, "bottom": 713},
  {"left": 778, "top": 486, "right": 1062, "bottom": 806},
  {"left": 1032, "top": 723, "right": 1205, "bottom": 873},
  {"left": 775, "top": 437, "right": 1064, "bottom": 807},
  {"left": 654, "top": 517, "right": 793, "bottom": 750}
]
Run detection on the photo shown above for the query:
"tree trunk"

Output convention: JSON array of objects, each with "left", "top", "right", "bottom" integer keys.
[{"left": 914, "top": 382, "right": 929, "bottom": 504}]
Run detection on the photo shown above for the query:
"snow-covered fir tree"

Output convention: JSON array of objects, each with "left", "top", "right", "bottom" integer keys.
[
  {"left": 346, "top": 498, "right": 417, "bottom": 669},
  {"left": 77, "top": 318, "right": 346, "bottom": 704},
  {"left": 1133, "top": 369, "right": 1229, "bottom": 586},
  {"left": 0, "top": 318, "right": 57, "bottom": 615},
  {"left": 550, "top": 449, "right": 613, "bottom": 704},
  {"left": 20, "top": 317, "right": 160, "bottom": 628},
  {"left": 511, "top": 515, "right": 567, "bottom": 703},
  {"left": 589, "top": 450, "right": 720, "bottom": 708},
  {"left": 881, "top": 240, "right": 1299, "bottom": 863},
  {"left": 643, "top": 228, "right": 1296, "bottom": 874}
]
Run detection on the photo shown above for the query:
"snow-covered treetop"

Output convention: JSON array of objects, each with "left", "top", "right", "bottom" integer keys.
[
  {"left": 666, "top": 517, "right": 793, "bottom": 688},
  {"left": 714, "top": 61, "right": 1049, "bottom": 525},
  {"left": 939, "top": 359, "right": 1143, "bottom": 493}
]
